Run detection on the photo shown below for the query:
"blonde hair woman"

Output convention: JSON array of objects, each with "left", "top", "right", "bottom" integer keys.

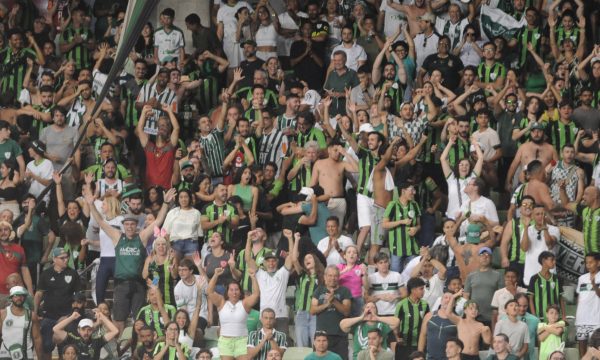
[
  {"left": 82, "top": 194, "right": 124, "bottom": 304},
  {"left": 142, "top": 229, "right": 178, "bottom": 306}
]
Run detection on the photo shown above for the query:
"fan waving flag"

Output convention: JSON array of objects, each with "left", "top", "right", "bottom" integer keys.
[{"left": 480, "top": 5, "right": 527, "bottom": 41}]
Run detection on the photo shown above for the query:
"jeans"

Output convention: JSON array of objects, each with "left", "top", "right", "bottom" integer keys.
[
  {"left": 95, "top": 257, "right": 115, "bottom": 304},
  {"left": 294, "top": 310, "right": 316, "bottom": 348},
  {"left": 391, "top": 254, "right": 416, "bottom": 273}
]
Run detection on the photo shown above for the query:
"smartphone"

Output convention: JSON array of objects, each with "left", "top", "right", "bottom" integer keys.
[{"left": 152, "top": 277, "right": 159, "bottom": 286}]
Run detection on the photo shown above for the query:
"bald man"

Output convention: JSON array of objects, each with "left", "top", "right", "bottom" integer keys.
[{"left": 560, "top": 186, "right": 600, "bottom": 254}]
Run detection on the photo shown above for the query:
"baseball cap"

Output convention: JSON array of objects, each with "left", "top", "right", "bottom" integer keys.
[
  {"left": 9, "top": 286, "right": 28, "bottom": 297},
  {"left": 121, "top": 214, "right": 140, "bottom": 224},
  {"left": 52, "top": 247, "right": 68, "bottom": 258},
  {"left": 301, "top": 90, "right": 321, "bottom": 109},
  {"left": 299, "top": 187, "right": 314, "bottom": 201},
  {"left": 530, "top": 122, "right": 544, "bottom": 130},
  {"left": 471, "top": 93, "right": 486, "bottom": 105},
  {"left": 478, "top": 247, "right": 492, "bottom": 255},
  {"left": 78, "top": 319, "right": 94, "bottom": 328},
  {"left": 240, "top": 39, "right": 257, "bottom": 48},
  {"left": 263, "top": 251, "right": 278, "bottom": 260},
  {"left": 30, "top": 140, "right": 46, "bottom": 155},
  {"left": 417, "top": 12, "right": 436, "bottom": 22},
  {"left": 180, "top": 161, "right": 193, "bottom": 170},
  {"left": 592, "top": 57, "right": 600, "bottom": 65},
  {"left": 466, "top": 223, "right": 482, "bottom": 244},
  {"left": 121, "top": 183, "right": 142, "bottom": 199}
]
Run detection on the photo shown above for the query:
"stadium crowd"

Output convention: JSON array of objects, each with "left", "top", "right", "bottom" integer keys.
[{"left": 1, "top": 0, "right": 600, "bottom": 359}]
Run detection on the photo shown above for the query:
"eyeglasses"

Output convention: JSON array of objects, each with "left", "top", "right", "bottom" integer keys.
[
  {"left": 483, "top": 48, "right": 495, "bottom": 52},
  {"left": 506, "top": 100, "right": 515, "bottom": 104}
]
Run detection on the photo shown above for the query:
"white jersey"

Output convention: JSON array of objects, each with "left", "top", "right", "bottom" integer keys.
[
  {"left": 154, "top": 26, "right": 185, "bottom": 63},
  {"left": 576, "top": 272, "right": 600, "bottom": 326},
  {"left": 0, "top": 306, "right": 33, "bottom": 359},
  {"left": 174, "top": 275, "right": 208, "bottom": 320},
  {"left": 368, "top": 271, "right": 404, "bottom": 315}
]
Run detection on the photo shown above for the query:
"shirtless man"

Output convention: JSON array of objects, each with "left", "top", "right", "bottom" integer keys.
[
  {"left": 444, "top": 217, "right": 496, "bottom": 282},
  {"left": 447, "top": 291, "right": 492, "bottom": 360},
  {"left": 507, "top": 160, "right": 557, "bottom": 221},
  {"left": 370, "top": 135, "right": 428, "bottom": 264},
  {"left": 386, "top": 0, "right": 429, "bottom": 37},
  {"left": 310, "top": 141, "right": 358, "bottom": 228},
  {"left": 506, "top": 122, "right": 558, "bottom": 192}
]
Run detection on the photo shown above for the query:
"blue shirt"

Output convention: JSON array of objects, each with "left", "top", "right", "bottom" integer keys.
[{"left": 301, "top": 202, "right": 331, "bottom": 245}]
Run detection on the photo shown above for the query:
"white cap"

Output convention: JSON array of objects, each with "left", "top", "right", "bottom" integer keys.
[
  {"left": 359, "top": 123, "right": 375, "bottom": 133},
  {"left": 78, "top": 319, "right": 94, "bottom": 328}
]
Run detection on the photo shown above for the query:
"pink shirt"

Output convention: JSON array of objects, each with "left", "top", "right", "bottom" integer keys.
[{"left": 337, "top": 264, "right": 363, "bottom": 297}]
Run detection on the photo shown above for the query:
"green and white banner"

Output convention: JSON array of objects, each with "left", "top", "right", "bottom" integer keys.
[{"left": 480, "top": 5, "right": 526, "bottom": 41}]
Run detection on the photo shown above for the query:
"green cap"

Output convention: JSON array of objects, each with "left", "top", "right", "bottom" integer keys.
[
  {"left": 466, "top": 223, "right": 481, "bottom": 244},
  {"left": 121, "top": 183, "right": 142, "bottom": 199}
]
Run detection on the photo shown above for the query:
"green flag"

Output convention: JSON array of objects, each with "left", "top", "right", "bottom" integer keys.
[{"left": 480, "top": 5, "right": 526, "bottom": 41}]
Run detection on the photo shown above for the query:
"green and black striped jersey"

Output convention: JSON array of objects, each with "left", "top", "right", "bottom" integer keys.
[
  {"left": 384, "top": 200, "right": 421, "bottom": 257},
  {"left": 295, "top": 272, "right": 318, "bottom": 312},
  {"left": 477, "top": 62, "right": 506, "bottom": 85},
  {"left": 0, "top": 47, "right": 37, "bottom": 100},
  {"left": 288, "top": 159, "right": 313, "bottom": 193},
  {"left": 198, "top": 129, "right": 225, "bottom": 177},
  {"left": 137, "top": 303, "right": 176, "bottom": 338},
  {"left": 395, "top": 297, "right": 430, "bottom": 347},
  {"left": 527, "top": 272, "right": 562, "bottom": 322},
  {"left": 187, "top": 59, "right": 221, "bottom": 114},
  {"left": 356, "top": 147, "right": 379, "bottom": 197},
  {"left": 507, "top": 215, "right": 526, "bottom": 264},
  {"left": 236, "top": 247, "right": 272, "bottom": 293},
  {"left": 201, "top": 202, "right": 237, "bottom": 244},
  {"left": 121, "top": 78, "right": 147, "bottom": 128},
  {"left": 61, "top": 25, "right": 94, "bottom": 69},
  {"left": 577, "top": 204, "right": 600, "bottom": 255},
  {"left": 545, "top": 120, "right": 578, "bottom": 155}
]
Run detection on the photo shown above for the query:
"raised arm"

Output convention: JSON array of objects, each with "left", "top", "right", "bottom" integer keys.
[
  {"left": 84, "top": 191, "right": 121, "bottom": 245},
  {"left": 135, "top": 105, "right": 153, "bottom": 148}
]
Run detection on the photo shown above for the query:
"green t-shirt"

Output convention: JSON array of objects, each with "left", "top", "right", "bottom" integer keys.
[
  {"left": 114, "top": 234, "right": 146, "bottom": 280},
  {"left": 152, "top": 341, "right": 190, "bottom": 360},
  {"left": 0, "top": 138, "right": 22, "bottom": 165},
  {"left": 137, "top": 304, "right": 177, "bottom": 338},
  {"left": 351, "top": 322, "right": 392, "bottom": 360},
  {"left": 312, "top": 285, "right": 352, "bottom": 336},
  {"left": 304, "top": 352, "right": 343, "bottom": 360}
]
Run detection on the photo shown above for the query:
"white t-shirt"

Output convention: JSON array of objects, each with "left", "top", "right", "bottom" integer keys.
[
  {"left": 459, "top": 196, "right": 499, "bottom": 236},
  {"left": 472, "top": 128, "right": 501, "bottom": 161},
  {"left": 88, "top": 201, "right": 123, "bottom": 256},
  {"left": 174, "top": 275, "right": 208, "bottom": 320},
  {"left": 154, "top": 27, "right": 185, "bottom": 63},
  {"left": 445, "top": 172, "right": 476, "bottom": 220},
  {"left": 317, "top": 235, "right": 354, "bottom": 266},
  {"left": 576, "top": 272, "right": 600, "bottom": 326},
  {"left": 331, "top": 42, "right": 367, "bottom": 71},
  {"left": 368, "top": 271, "right": 405, "bottom": 315},
  {"left": 414, "top": 32, "right": 440, "bottom": 69},
  {"left": 490, "top": 286, "right": 528, "bottom": 317},
  {"left": 256, "top": 266, "right": 290, "bottom": 317},
  {"left": 423, "top": 274, "right": 445, "bottom": 309},
  {"left": 379, "top": 0, "right": 407, "bottom": 39},
  {"left": 163, "top": 207, "right": 203, "bottom": 241},
  {"left": 523, "top": 225, "right": 560, "bottom": 286},
  {"left": 277, "top": 12, "right": 307, "bottom": 56},
  {"left": 26, "top": 158, "right": 54, "bottom": 202},
  {"left": 217, "top": 1, "right": 253, "bottom": 40},
  {"left": 435, "top": 18, "right": 469, "bottom": 50}
]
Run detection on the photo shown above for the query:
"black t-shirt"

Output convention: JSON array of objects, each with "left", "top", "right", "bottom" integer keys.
[
  {"left": 290, "top": 39, "right": 324, "bottom": 90},
  {"left": 38, "top": 267, "right": 80, "bottom": 319},
  {"left": 135, "top": 345, "right": 155, "bottom": 360},
  {"left": 421, "top": 54, "right": 464, "bottom": 92},
  {"left": 62, "top": 333, "right": 106, "bottom": 360},
  {"left": 239, "top": 59, "right": 265, "bottom": 87}
]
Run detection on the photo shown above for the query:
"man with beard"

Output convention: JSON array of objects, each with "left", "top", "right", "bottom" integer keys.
[
  {"left": 201, "top": 183, "right": 240, "bottom": 246},
  {"left": 276, "top": 93, "right": 300, "bottom": 138},
  {"left": 420, "top": 35, "right": 464, "bottom": 91},
  {"left": 53, "top": 311, "right": 118, "bottom": 359},
  {"left": 121, "top": 59, "right": 148, "bottom": 130},
  {"left": 121, "top": 184, "right": 146, "bottom": 229},
  {"left": 506, "top": 122, "right": 558, "bottom": 191},
  {"left": 35, "top": 248, "right": 80, "bottom": 360},
  {"left": 0, "top": 286, "right": 41, "bottom": 359},
  {"left": 305, "top": 1, "right": 329, "bottom": 63},
  {"left": 174, "top": 161, "right": 195, "bottom": 192},
  {"left": 84, "top": 188, "right": 175, "bottom": 334},
  {"left": 136, "top": 104, "right": 180, "bottom": 190},
  {"left": 572, "top": 87, "right": 600, "bottom": 133},
  {"left": 547, "top": 144, "right": 585, "bottom": 227},
  {"left": 238, "top": 40, "right": 265, "bottom": 87},
  {"left": 133, "top": 326, "right": 156, "bottom": 360},
  {"left": 258, "top": 108, "right": 288, "bottom": 171},
  {"left": 83, "top": 142, "right": 133, "bottom": 182},
  {"left": 0, "top": 29, "right": 43, "bottom": 104},
  {"left": 40, "top": 106, "right": 81, "bottom": 201},
  {"left": 331, "top": 26, "right": 367, "bottom": 72},
  {"left": 57, "top": 80, "right": 112, "bottom": 127},
  {"left": 135, "top": 68, "right": 178, "bottom": 136},
  {"left": 372, "top": 37, "right": 409, "bottom": 116},
  {"left": 309, "top": 141, "right": 358, "bottom": 230},
  {"left": 17, "top": 85, "right": 55, "bottom": 139},
  {"left": 95, "top": 158, "right": 124, "bottom": 198}
]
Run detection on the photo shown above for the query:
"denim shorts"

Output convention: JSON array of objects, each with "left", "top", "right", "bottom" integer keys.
[{"left": 171, "top": 238, "right": 199, "bottom": 256}]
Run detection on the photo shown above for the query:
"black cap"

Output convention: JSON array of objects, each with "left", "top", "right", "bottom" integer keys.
[{"left": 263, "top": 251, "right": 278, "bottom": 260}]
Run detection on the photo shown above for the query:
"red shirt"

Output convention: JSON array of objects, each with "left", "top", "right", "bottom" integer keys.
[
  {"left": 0, "top": 242, "right": 26, "bottom": 294},
  {"left": 144, "top": 141, "right": 176, "bottom": 189}
]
